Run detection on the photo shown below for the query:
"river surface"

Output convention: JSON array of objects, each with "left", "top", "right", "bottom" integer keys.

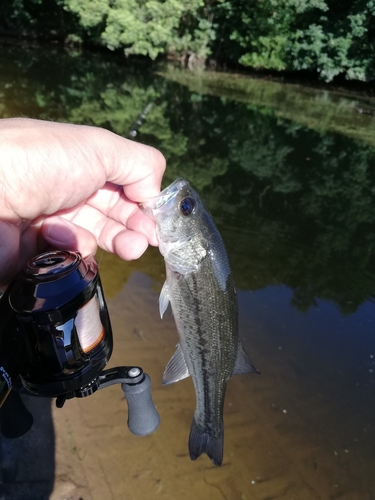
[{"left": 1, "top": 40, "right": 375, "bottom": 500}]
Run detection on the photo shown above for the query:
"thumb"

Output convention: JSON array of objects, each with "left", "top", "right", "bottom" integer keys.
[{"left": 41, "top": 217, "right": 98, "bottom": 258}]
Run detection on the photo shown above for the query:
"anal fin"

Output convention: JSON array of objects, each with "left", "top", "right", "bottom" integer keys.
[{"left": 232, "top": 342, "right": 260, "bottom": 376}]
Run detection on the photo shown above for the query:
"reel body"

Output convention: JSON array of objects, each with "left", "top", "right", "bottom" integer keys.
[{"left": 0, "top": 250, "right": 159, "bottom": 438}]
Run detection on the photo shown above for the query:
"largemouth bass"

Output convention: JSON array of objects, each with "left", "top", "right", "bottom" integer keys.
[{"left": 141, "top": 178, "right": 258, "bottom": 466}]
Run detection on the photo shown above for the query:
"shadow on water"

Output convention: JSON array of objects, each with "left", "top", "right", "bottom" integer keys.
[{"left": 1, "top": 40, "right": 375, "bottom": 498}]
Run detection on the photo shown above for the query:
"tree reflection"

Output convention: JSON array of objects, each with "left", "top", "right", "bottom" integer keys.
[{"left": 1, "top": 42, "right": 375, "bottom": 314}]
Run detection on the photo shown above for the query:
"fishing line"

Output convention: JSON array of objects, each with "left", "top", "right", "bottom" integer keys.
[
  {"left": 96, "top": 247, "right": 104, "bottom": 270},
  {"left": 75, "top": 294, "right": 104, "bottom": 353}
]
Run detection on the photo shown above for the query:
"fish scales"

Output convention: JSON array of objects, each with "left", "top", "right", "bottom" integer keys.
[
  {"left": 167, "top": 257, "right": 236, "bottom": 431},
  {"left": 140, "top": 178, "right": 258, "bottom": 466}
]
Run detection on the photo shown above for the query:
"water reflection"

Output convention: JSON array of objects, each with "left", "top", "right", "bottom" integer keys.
[
  {"left": 1, "top": 40, "right": 375, "bottom": 498},
  {"left": 1, "top": 41, "right": 374, "bottom": 313}
]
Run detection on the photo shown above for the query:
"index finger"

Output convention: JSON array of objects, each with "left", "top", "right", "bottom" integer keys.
[{"left": 104, "top": 134, "right": 166, "bottom": 202}]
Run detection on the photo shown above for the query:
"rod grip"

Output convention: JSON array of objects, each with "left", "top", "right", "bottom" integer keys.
[{"left": 122, "top": 374, "right": 160, "bottom": 436}]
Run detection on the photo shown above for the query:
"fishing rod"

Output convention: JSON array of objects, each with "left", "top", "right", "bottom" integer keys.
[{"left": 128, "top": 101, "right": 153, "bottom": 139}]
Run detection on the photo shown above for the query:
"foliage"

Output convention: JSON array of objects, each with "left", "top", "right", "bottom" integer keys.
[
  {"left": 289, "top": 4, "right": 375, "bottom": 82},
  {"left": 0, "top": 0, "right": 81, "bottom": 40},
  {"left": 216, "top": 0, "right": 375, "bottom": 81},
  {"left": 2, "top": 0, "right": 375, "bottom": 80},
  {"left": 63, "top": 0, "right": 215, "bottom": 60},
  {"left": 216, "top": 0, "right": 293, "bottom": 71}
]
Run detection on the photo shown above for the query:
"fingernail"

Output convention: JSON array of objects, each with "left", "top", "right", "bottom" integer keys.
[{"left": 46, "top": 217, "right": 75, "bottom": 244}]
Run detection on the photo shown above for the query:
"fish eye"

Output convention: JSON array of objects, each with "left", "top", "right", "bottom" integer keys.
[{"left": 179, "top": 197, "right": 195, "bottom": 216}]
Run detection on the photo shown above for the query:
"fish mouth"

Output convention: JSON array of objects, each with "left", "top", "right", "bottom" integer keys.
[{"left": 140, "top": 178, "right": 188, "bottom": 218}]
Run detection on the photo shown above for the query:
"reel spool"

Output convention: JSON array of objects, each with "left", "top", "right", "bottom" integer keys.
[{"left": 0, "top": 250, "right": 159, "bottom": 438}]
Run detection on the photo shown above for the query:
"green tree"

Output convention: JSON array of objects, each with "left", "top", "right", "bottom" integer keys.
[
  {"left": 289, "top": 2, "right": 375, "bottom": 81},
  {"left": 214, "top": 0, "right": 375, "bottom": 81},
  {"left": 2, "top": 0, "right": 375, "bottom": 81},
  {"left": 63, "top": 0, "right": 215, "bottom": 61}
]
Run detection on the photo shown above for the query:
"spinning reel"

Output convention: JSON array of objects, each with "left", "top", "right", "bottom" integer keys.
[{"left": 0, "top": 250, "right": 160, "bottom": 438}]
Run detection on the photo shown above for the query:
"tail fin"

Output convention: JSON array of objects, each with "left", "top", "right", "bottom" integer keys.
[{"left": 188, "top": 418, "right": 223, "bottom": 466}]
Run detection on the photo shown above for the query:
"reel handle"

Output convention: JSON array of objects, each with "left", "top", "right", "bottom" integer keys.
[
  {"left": 122, "top": 373, "right": 160, "bottom": 436},
  {"left": 91, "top": 366, "right": 160, "bottom": 436}
]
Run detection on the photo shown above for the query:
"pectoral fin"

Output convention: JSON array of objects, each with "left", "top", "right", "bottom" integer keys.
[
  {"left": 162, "top": 343, "right": 190, "bottom": 385},
  {"left": 159, "top": 281, "right": 170, "bottom": 319},
  {"left": 232, "top": 342, "right": 260, "bottom": 376},
  {"left": 165, "top": 236, "right": 207, "bottom": 275}
]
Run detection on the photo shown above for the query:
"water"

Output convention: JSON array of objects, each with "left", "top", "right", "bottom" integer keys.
[{"left": 1, "top": 40, "right": 375, "bottom": 499}]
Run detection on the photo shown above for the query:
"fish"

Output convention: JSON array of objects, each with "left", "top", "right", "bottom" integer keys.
[{"left": 141, "top": 178, "right": 258, "bottom": 466}]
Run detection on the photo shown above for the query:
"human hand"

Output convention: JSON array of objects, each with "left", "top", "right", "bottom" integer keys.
[{"left": 0, "top": 118, "right": 166, "bottom": 289}]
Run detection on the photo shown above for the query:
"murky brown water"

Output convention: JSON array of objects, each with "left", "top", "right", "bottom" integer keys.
[{"left": 44, "top": 249, "right": 373, "bottom": 500}]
